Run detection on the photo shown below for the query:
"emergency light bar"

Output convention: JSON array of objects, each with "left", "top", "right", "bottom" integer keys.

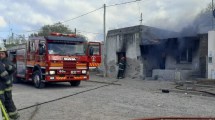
[
  {"left": 50, "top": 32, "right": 76, "bottom": 37},
  {"left": 51, "top": 32, "right": 62, "bottom": 36},
  {"left": 46, "top": 36, "right": 86, "bottom": 42}
]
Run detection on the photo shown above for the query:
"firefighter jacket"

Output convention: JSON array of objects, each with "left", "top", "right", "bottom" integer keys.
[
  {"left": 0, "top": 61, "right": 10, "bottom": 82},
  {"left": 118, "top": 58, "right": 126, "bottom": 70},
  {"left": 0, "top": 58, "right": 16, "bottom": 85},
  {"left": 0, "top": 60, "right": 19, "bottom": 119}
]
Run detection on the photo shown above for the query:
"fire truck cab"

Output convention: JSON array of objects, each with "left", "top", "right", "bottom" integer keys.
[{"left": 8, "top": 33, "right": 90, "bottom": 88}]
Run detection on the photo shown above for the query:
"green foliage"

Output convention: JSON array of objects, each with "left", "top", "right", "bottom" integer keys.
[
  {"left": 30, "top": 22, "right": 74, "bottom": 37},
  {"left": 201, "top": 2, "right": 215, "bottom": 13}
]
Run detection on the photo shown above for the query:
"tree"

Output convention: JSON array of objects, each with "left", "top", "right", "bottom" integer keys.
[
  {"left": 4, "top": 33, "right": 27, "bottom": 48},
  {"left": 30, "top": 22, "right": 74, "bottom": 37},
  {"left": 201, "top": 2, "right": 215, "bottom": 13}
]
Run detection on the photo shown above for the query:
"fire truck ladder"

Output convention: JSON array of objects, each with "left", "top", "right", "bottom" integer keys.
[{"left": 0, "top": 100, "right": 10, "bottom": 120}]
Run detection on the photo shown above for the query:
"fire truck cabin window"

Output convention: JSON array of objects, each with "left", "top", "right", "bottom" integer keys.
[
  {"left": 47, "top": 43, "right": 85, "bottom": 55},
  {"left": 90, "top": 45, "right": 100, "bottom": 55}
]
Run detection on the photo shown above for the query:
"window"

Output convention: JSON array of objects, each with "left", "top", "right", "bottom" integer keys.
[
  {"left": 30, "top": 41, "right": 35, "bottom": 52},
  {"left": 178, "top": 48, "right": 192, "bottom": 63},
  {"left": 89, "top": 45, "right": 100, "bottom": 55},
  {"left": 208, "top": 57, "right": 213, "bottom": 63},
  {"left": 39, "top": 41, "right": 46, "bottom": 55},
  {"left": 47, "top": 43, "right": 85, "bottom": 55}
]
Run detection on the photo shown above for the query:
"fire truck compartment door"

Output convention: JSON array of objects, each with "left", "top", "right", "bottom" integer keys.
[{"left": 16, "top": 49, "right": 26, "bottom": 77}]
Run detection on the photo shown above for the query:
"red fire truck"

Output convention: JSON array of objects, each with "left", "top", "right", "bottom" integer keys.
[{"left": 8, "top": 32, "right": 92, "bottom": 88}]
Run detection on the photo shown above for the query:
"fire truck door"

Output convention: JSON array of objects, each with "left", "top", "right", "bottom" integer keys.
[
  {"left": 88, "top": 42, "right": 101, "bottom": 68},
  {"left": 16, "top": 49, "right": 26, "bottom": 78}
]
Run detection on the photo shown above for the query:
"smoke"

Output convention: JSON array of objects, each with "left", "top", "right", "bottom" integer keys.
[
  {"left": 180, "top": 4, "right": 213, "bottom": 37},
  {"left": 175, "top": 3, "right": 211, "bottom": 59}
]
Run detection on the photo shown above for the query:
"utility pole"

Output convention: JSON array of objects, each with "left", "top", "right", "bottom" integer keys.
[
  {"left": 3, "top": 39, "right": 6, "bottom": 47},
  {"left": 140, "top": 13, "right": 143, "bottom": 25},
  {"left": 10, "top": 32, "right": 14, "bottom": 44},
  {"left": 75, "top": 28, "right": 76, "bottom": 35},
  {"left": 103, "top": 4, "right": 107, "bottom": 77},
  {"left": 212, "top": 0, "right": 214, "bottom": 29}
]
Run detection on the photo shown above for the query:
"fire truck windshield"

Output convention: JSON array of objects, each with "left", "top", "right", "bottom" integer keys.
[{"left": 47, "top": 43, "right": 85, "bottom": 55}]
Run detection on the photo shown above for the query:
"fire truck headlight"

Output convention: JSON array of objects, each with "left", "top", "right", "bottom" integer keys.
[
  {"left": 82, "top": 70, "right": 87, "bottom": 74},
  {"left": 49, "top": 71, "right": 55, "bottom": 75}
]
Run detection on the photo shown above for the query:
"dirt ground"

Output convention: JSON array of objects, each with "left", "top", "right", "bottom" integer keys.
[{"left": 11, "top": 73, "right": 215, "bottom": 120}]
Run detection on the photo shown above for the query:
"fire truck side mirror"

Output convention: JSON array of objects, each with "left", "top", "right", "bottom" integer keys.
[
  {"left": 39, "top": 43, "right": 45, "bottom": 55},
  {"left": 89, "top": 47, "right": 94, "bottom": 56}
]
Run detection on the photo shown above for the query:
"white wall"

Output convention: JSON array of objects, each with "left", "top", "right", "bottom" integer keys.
[
  {"left": 208, "top": 31, "right": 215, "bottom": 79},
  {"left": 106, "top": 32, "right": 142, "bottom": 78},
  {"left": 106, "top": 36, "right": 117, "bottom": 63},
  {"left": 126, "top": 34, "right": 137, "bottom": 59},
  {"left": 106, "top": 35, "right": 118, "bottom": 77}
]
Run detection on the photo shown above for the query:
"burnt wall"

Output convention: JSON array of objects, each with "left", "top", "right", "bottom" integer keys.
[
  {"left": 165, "top": 38, "right": 200, "bottom": 71},
  {"left": 199, "top": 34, "right": 208, "bottom": 77},
  {"left": 106, "top": 31, "right": 142, "bottom": 78}
]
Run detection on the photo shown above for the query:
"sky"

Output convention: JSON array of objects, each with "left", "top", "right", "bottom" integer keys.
[{"left": 0, "top": 0, "right": 212, "bottom": 42}]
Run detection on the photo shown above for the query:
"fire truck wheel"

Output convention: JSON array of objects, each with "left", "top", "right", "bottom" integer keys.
[
  {"left": 33, "top": 70, "right": 45, "bottom": 88},
  {"left": 13, "top": 76, "right": 22, "bottom": 84},
  {"left": 69, "top": 81, "right": 81, "bottom": 86}
]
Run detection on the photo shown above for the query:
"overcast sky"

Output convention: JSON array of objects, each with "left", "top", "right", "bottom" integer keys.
[{"left": 0, "top": 0, "right": 212, "bottom": 41}]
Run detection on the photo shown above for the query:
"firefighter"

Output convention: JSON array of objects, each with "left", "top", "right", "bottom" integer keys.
[
  {"left": 117, "top": 56, "right": 126, "bottom": 79},
  {"left": 0, "top": 47, "right": 20, "bottom": 120}
]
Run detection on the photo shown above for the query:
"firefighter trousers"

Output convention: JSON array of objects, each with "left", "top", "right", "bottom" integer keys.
[
  {"left": 117, "top": 70, "right": 125, "bottom": 79},
  {"left": 0, "top": 81, "right": 19, "bottom": 119}
]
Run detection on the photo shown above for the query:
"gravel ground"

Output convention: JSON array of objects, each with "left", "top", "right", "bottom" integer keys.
[{"left": 11, "top": 74, "right": 215, "bottom": 120}]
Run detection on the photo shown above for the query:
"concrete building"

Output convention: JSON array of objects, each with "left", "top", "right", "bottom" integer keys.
[
  {"left": 152, "top": 35, "right": 208, "bottom": 80},
  {"left": 105, "top": 25, "right": 211, "bottom": 81},
  {"left": 106, "top": 25, "right": 178, "bottom": 79}
]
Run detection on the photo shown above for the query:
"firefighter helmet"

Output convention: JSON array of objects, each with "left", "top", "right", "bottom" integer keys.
[{"left": 0, "top": 47, "right": 7, "bottom": 52}]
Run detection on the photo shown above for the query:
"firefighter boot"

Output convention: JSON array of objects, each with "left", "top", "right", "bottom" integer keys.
[{"left": 9, "top": 112, "right": 20, "bottom": 120}]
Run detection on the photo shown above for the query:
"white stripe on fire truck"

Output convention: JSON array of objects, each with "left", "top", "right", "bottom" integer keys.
[
  {"left": 27, "top": 65, "right": 34, "bottom": 68},
  {"left": 49, "top": 67, "right": 63, "bottom": 69}
]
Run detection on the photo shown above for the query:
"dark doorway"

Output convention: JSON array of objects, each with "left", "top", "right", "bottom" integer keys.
[
  {"left": 117, "top": 52, "right": 126, "bottom": 64},
  {"left": 159, "top": 52, "right": 166, "bottom": 69},
  {"left": 140, "top": 45, "right": 162, "bottom": 77}
]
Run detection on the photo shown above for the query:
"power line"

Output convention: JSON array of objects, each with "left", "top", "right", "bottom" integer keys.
[
  {"left": 18, "top": 84, "right": 111, "bottom": 111},
  {"left": 0, "top": 36, "right": 6, "bottom": 39},
  {"left": 14, "top": 33, "right": 29, "bottom": 38},
  {"left": 77, "top": 30, "right": 103, "bottom": 35},
  {"left": 0, "top": 31, "right": 9, "bottom": 33},
  {"left": 106, "top": 0, "right": 142, "bottom": 7},
  {"left": 15, "top": 7, "right": 103, "bottom": 34},
  {"left": 14, "top": 28, "right": 41, "bottom": 33},
  {"left": 24, "top": 29, "right": 40, "bottom": 33},
  {"left": 13, "top": 0, "right": 143, "bottom": 35},
  {"left": 61, "top": 7, "right": 103, "bottom": 23}
]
